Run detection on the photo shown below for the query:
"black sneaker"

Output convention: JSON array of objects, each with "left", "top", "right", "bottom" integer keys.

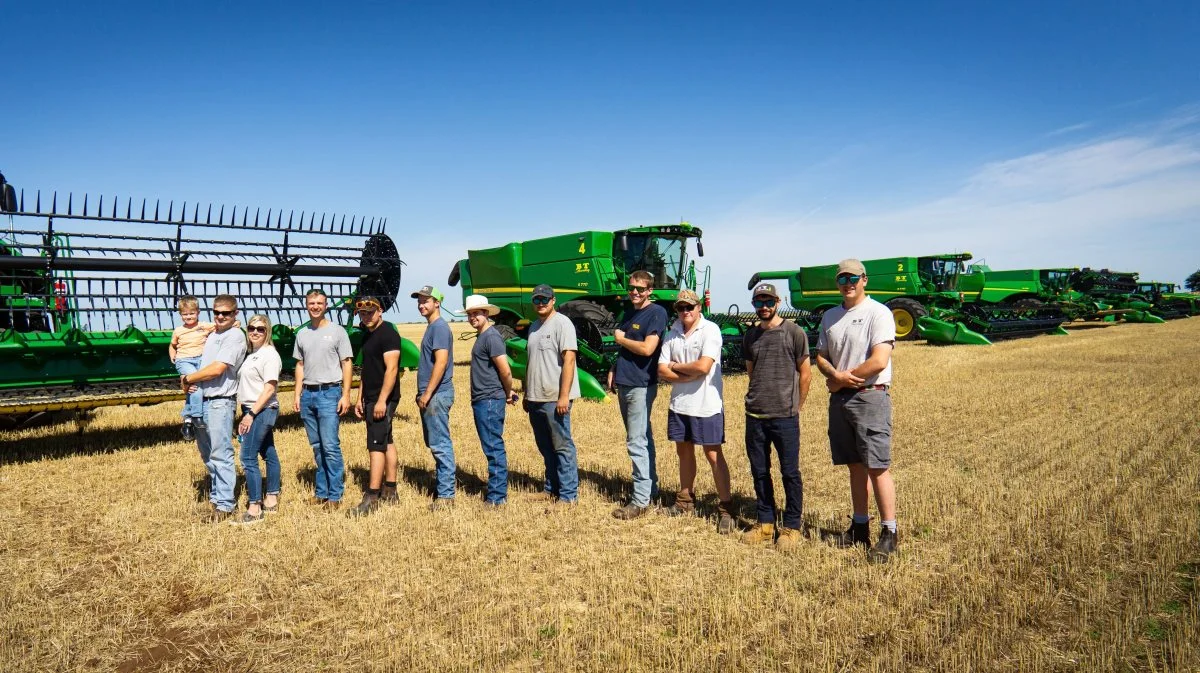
[
  {"left": 868, "top": 527, "right": 898, "bottom": 563},
  {"left": 181, "top": 420, "right": 196, "bottom": 441},
  {"left": 828, "top": 520, "right": 871, "bottom": 549}
]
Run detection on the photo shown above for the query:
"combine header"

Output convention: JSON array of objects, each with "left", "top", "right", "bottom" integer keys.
[
  {"left": 0, "top": 175, "right": 410, "bottom": 420},
  {"left": 749, "top": 253, "right": 1067, "bottom": 346}
]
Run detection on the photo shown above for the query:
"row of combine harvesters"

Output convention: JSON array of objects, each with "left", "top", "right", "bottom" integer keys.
[{"left": 1, "top": 175, "right": 1195, "bottom": 423}]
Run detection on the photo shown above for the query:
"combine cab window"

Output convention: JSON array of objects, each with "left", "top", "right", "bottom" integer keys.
[
  {"left": 917, "top": 258, "right": 963, "bottom": 292},
  {"left": 620, "top": 235, "right": 685, "bottom": 289}
]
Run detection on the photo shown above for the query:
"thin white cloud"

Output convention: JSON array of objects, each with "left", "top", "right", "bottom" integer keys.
[{"left": 1044, "top": 122, "right": 1092, "bottom": 138}]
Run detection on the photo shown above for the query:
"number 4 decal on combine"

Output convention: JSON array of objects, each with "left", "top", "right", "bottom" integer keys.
[{"left": 578, "top": 242, "right": 586, "bottom": 254}]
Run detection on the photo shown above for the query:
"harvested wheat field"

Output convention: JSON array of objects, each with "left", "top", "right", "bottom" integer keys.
[{"left": 2, "top": 318, "right": 1198, "bottom": 672}]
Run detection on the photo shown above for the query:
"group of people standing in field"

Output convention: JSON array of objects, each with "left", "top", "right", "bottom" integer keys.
[{"left": 168, "top": 259, "right": 899, "bottom": 561}]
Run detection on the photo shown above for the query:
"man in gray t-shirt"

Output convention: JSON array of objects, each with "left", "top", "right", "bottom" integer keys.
[
  {"left": 293, "top": 289, "right": 353, "bottom": 508},
  {"left": 740, "top": 283, "right": 811, "bottom": 550},
  {"left": 523, "top": 284, "right": 581, "bottom": 503},
  {"left": 413, "top": 284, "right": 457, "bottom": 510},
  {"left": 179, "top": 294, "right": 247, "bottom": 520},
  {"left": 816, "top": 259, "right": 899, "bottom": 563}
]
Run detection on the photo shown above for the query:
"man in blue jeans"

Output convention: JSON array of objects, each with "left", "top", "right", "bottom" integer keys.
[
  {"left": 465, "top": 294, "right": 518, "bottom": 507},
  {"left": 523, "top": 284, "right": 581, "bottom": 504},
  {"left": 180, "top": 294, "right": 247, "bottom": 522},
  {"left": 608, "top": 270, "right": 668, "bottom": 520},
  {"left": 741, "top": 283, "right": 811, "bottom": 550},
  {"left": 293, "top": 288, "right": 353, "bottom": 510},
  {"left": 413, "top": 284, "right": 456, "bottom": 511}
]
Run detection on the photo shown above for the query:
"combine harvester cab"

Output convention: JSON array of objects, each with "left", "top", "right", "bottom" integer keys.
[
  {"left": 751, "top": 253, "right": 1067, "bottom": 346},
  {"left": 0, "top": 178, "right": 416, "bottom": 424}
]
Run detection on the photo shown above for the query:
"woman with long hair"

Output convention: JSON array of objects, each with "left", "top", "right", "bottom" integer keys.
[{"left": 233, "top": 314, "right": 283, "bottom": 524}]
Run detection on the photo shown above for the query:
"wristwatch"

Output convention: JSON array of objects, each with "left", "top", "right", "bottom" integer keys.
[{"left": 245, "top": 409, "right": 257, "bottom": 418}]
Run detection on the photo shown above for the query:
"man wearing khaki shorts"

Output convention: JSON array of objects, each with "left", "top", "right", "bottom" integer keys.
[{"left": 815, "top": 259, "right": 898, "bottom": 562}]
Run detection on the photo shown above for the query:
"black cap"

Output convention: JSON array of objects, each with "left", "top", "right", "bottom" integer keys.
[{"left": 531, "top": 284, "right": 555, "bottom": 299}]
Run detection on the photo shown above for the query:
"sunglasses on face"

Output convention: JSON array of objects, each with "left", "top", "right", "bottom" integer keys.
[
  {"left": 531, "top": 296, "right": 552, "bottom": 306},
  {"left": 212, "top": 309, "right": 236, "bottom": 317},
  {"left": 247, "top": 325, "right": 267, "bottom": 334},
  {"left": 836, "top": 274, "right": 863, "bottom": 286},
  {"left": 675, "top": 304, "right": 697, "bottom": 313},
  {"left": 751, "top": 298, "right": 777, "bottom": 309},
  {"left": 627, "top": 285, "right": 650, "bottom": 295}
]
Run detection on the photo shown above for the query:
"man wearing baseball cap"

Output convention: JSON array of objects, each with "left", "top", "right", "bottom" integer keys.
[
  {"left": 815, "top": 259, "right": 899, "bottom": 562},
  {"left": 349, "top": 295, "right": 401, "bottom": 516},
  {"left": 657, "top": 289, "right": 736, "bottom": 534},
  {"left": 741, "top": 282, "right": 811, "bottom": 550},
  {"left": 523, "top": 284, "right": 581, "bottom": 504},
  {"left": 412, "top": 284, "right": 456, "bottom": 511},
  {"left": 464, "top": 294, "right": 518, "bottom": 507}
]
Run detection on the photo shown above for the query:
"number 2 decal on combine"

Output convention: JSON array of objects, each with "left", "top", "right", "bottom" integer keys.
[{"left": 896, "top": 263, "right": 904, "bottom": 272}]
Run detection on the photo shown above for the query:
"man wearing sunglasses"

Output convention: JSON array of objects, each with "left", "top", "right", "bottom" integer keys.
[
  {"left": 412, "top": 285, "right": 456, "bottom": 512},
  {"left": 815, "top": 259, "right": 899, "bottom": 562},
  {"left": 657, "top": 289, "right": 735, "bottom": 534},
  {"left": 609, "top": 270, "right": 669, "bottom": 521},
  {"left": 294, "top": 288, "right": 354, "bottom": 510},
  {"left": 741, "top": 283, "right": 811, "bottom": 549},
  {"left": 349, "top": 295, "right": 402, "bottom": 517},
  {"left": 180, "top": 294, "right": 247, "bottom": 522},
  {"left": 524, "top": 284, "right": 581, "bottom": 504}
]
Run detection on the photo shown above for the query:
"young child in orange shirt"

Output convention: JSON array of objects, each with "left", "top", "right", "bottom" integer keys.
[{"left": 170, "top": 296, "right": 217, "bottom": 439}]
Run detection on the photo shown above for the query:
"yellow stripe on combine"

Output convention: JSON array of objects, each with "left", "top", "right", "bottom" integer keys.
[
  {"left": 474, "top": 287, "right": 588, "bottom": 294},
  {"left": 801, "top": 290, "right": 905, "bottom": 296}
]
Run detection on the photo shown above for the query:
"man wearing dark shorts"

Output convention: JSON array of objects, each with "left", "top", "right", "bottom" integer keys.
[
  {"left": 349, "top": 295, "right": 401, "bottom": 517},
  {"left": 656, "top": 290, "right": 735, "bottom": 535},
  {"left": 741, "top": 283, "right": 811, "bottom": 550},
  {"left": 816, "top": 259, "right": 899, "bottom": 562}
]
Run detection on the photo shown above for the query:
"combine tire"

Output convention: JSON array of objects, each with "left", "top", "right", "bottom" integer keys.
[
  {"left": 558, "top": 300, "right": 614, "bottom": 353},
  {"left": 886, "top": 298, "right": 928, "bottom": 340},
  {"left": 493, "top": 323, "right": 519, "bottom": 341}
]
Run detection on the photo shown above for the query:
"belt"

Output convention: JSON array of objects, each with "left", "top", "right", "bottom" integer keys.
[
  {"left": 204, "top": 394, "right": 236, "bottom": 401},
  {"left": 303, "top": 382, "right": 341, "bottom": 391},
  {"left": 836, "top": 384, "right": 889, "bottom": 394}
]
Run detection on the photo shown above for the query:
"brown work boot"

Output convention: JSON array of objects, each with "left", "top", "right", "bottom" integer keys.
[
  {"left": 380, "top": 485, "right": 398, "bottom": 504},
  {"left": 741, "top": 522, "right": 776, "bottom": 546},
  {"left": 611, "top": 503, "right": 648, "bottom": 520},
  {"left": 347, "top": 495, "right": 380, "bottom": 518},
  {"left": 305, "top": 496, "right": 328, "bottom": 507},
  {"left": 322, "top": 500, "right": 342, "bottom": 511},
  {"left": 775, "top": 526, "right": 803, "bottom": 551},
  {"left": 428, "top": 498, "right": 455, "bottom": 512},
  {"left": 716, "top": 500, "right": 737, "bottom": 535},
  {"left": 663, "top": 489, "right": 695, "bottom": 517}
]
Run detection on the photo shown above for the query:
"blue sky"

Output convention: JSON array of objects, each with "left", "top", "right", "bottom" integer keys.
[{"left": 5, "top": 1, "right": 1199, "bottom": 321}]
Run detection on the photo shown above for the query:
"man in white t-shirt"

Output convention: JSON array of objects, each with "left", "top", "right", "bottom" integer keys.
[
  {"left": 815, "top": 259, "right": 899, "bottom": 562},
  {"left": 656, "top": 290, "right": 735, "bottom": 535}
]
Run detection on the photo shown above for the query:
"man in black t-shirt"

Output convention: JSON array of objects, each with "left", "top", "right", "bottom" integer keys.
[
  {"left": 741, "top": 283, "right": 811, "bottom": 549},
  {"left": 608, "top": 270, "right": 669, "bottom": 520},
  {"left": 350, "top": 295, "right": 402, "bottom": 517}
]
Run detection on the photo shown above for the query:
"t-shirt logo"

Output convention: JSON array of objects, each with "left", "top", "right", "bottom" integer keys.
[{"left": 632, "top": 323, "right": 641, "bottom": 330}]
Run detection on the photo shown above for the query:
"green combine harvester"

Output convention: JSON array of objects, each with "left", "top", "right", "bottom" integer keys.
[
  {"left": 446, "top": 223, "right": 819, "bottom": 394},
  {"left": 0, "top": 173, "right": 417, "bottom": 425},
  {"left": 749, "top": 253, "right": 1067, "bottom": 345},
  {"left": 1134, "top": 280, "right": 1198, "bottom": 318},
  {"left": 1065, "top": 268, "right": 1167, "bottom": 323},
  {"left": 957, "top": 264, "right": 1165, "bottom": 323}
]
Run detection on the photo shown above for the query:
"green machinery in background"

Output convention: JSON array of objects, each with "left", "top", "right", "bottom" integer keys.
[
  {"left": 1065, "top": 268, "right": 1170, "bottom": 323},
  {"left": 749, "top": 253, "right": 1067, "bottom": 346},
  {"left": 0, "top": 175, "right": 417, "bottom": 422},
  {"left": 958, "top": 265, "right": 1164, "bottom": 323},
  {"left": 1134, "top": 280, "right": 1199, "bottom": 318},
  {"left": 446, "top": 223, "right": 819, "bottom": 390}
]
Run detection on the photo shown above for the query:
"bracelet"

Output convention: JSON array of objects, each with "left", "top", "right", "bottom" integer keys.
[{"left": 246, "top": 409, "right": 256, "bottom": 418}]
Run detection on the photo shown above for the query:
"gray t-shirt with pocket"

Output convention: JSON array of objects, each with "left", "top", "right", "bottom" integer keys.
[
  {"left": 525, "top": 312, "right": 581, "bottom": 403},
  {"left": 817, "top": 296, "right": 895, "bottom": 386}
]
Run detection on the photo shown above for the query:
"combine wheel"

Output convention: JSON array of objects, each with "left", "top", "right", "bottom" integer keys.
[
  {"left": 492, "top": 323, "right": 519, "bottom": 341},
  {"left": 886, "top": 298, "right": 928, "bottom": 340},
  {"left": 558, "top": 300, "right": 615, "bottom": 353}
]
